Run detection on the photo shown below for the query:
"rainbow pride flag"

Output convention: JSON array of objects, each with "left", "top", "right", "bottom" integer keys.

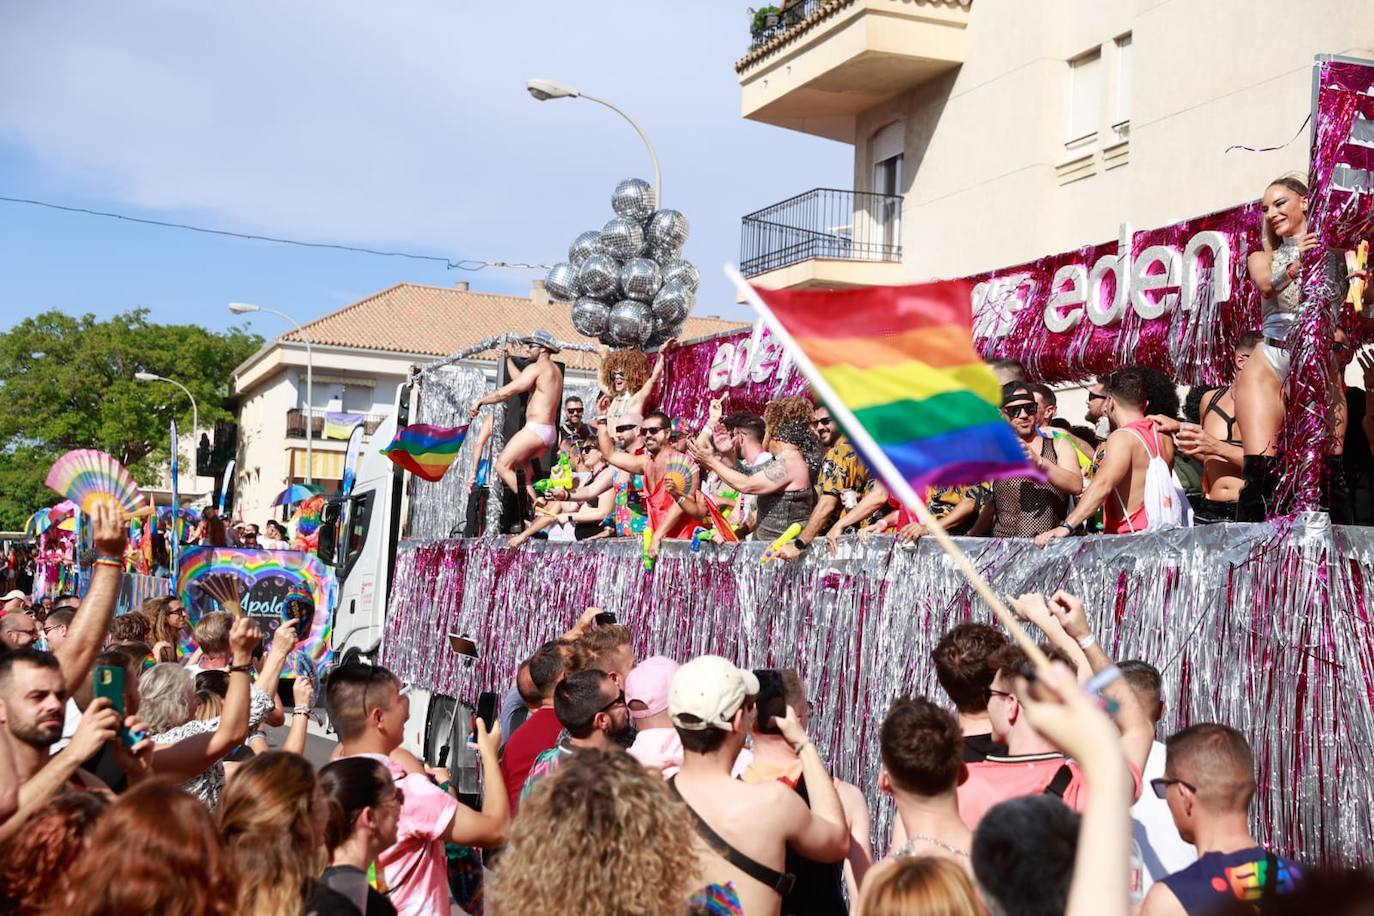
[
  {"left": 733, "top": 272, "right": 1031, "bottom": 492},
  {"left": 380, "top": 423, "right": 469, "bottom": 482}
]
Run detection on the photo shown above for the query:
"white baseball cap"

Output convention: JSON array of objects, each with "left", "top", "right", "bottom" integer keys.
[{"left": 669, "top": 655, "right": 760, "bottom": 732}]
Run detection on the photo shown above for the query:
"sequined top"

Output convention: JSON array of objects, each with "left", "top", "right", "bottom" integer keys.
[
  {"left": 1262, "top": 238, "right": 1347, "bottom": 341},
  {"left": 756, "top": 487, "right": 815, "bottom": 542},
  {"left": 991, "top": 437, "right": 1070, "bottom": 538}
]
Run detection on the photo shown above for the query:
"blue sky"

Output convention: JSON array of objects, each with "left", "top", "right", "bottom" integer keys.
[{"left": 0, "top": 1, "right": 850, "bottom": 337}]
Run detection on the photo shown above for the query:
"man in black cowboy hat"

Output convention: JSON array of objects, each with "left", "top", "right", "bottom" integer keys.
[{"left": 469, "top": 330, "right": 566, "bottom": 499}]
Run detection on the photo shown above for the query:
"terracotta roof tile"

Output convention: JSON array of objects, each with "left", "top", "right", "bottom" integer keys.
[{"left": 275, "top": 283, "right": 747, "bottom": 371}]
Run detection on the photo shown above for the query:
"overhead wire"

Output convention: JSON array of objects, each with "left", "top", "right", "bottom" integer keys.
[{"left": 0, "top": 194, "right": 551, "bottom": 271}]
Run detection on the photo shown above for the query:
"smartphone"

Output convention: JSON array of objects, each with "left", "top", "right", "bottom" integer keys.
[
  {"left": 94, "top": 665, "right": 147, "bottom": 749},
  {"left": 475, "top": 691, "right": 499, "bottom": 733},
  {"left": 448, "top": 633, "right": 478, "bottom": 658},
  {"left": 594, "top": 611, "right": 617, "bottom": 627},
  {"left": 753, "top": 668, "right": 786, "bottom": 736}
]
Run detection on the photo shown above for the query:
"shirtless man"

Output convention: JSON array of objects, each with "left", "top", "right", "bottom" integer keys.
[
  {"left": 597, "top": 409, "right": 699, "bottom": 557},
  {"left": 468, "top": 330, "right": 564, "bottom": 497},
  {"left": 667, "top": 656, "right": 850, "bottom": 916},
  {"left": 1036, "top": 367, "right": 1179, "bottom": 546},
  {"left": 1154, "top": 333, "right": 1260, "bottom": 524},
  {"left": 689, "top": 419, "right": 815, "bottom": 543}
]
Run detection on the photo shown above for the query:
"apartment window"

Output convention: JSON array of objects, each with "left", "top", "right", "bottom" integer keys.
[
  {"left": 1114, "top": 34, "right": 1132, "bottom": 140},
  {"left": 1067, "top": 49, "right": 1102, "bottom": 148},
  {"left": 870, "top": 122, "right": 904, "bottom": 255}
]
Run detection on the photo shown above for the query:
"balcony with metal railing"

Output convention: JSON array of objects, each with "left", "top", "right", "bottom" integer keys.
[
  {"left": 740, "top": 188, "right": 903, "bottom": 290},
  {"left": 285, "top": 408, "right": 388, "bottom": 440},
  {"left": 736, "top": 0, "right": 971, "bottom": 142}
]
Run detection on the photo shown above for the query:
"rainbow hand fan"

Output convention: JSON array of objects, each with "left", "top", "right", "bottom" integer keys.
[
  {"left": 663, "top": 453, "right": 695, "bottom": 497},
  {"left": 45, "top": 449, "right": 148, "bottom": 517}
]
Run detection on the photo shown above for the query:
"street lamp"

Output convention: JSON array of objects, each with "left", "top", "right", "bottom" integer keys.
[
  {"left": 228, "top": 302, "right": 316, "bottom": 484},
  {"left": 526, "top": 78, "right": 662, "bottom": 201},
  {"left": 134, "top": 371, "right": 200, "bottom": 439}
]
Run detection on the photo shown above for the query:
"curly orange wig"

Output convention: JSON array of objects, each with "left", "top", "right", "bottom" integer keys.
[
  {"left": 599, "top": 349, "right": 651, "bottom": 395},
  {"left": 763, "top": 395, "right": 817, "bottom": 442}
]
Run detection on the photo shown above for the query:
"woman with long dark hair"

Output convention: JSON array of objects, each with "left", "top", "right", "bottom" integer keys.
[{"left": 309, "top": 756, "right": 403, "bottom": 916}]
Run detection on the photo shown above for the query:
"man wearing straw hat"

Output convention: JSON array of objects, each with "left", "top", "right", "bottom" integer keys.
[{"left": 468, "top": 330, "right": 566, "bottom": 504}]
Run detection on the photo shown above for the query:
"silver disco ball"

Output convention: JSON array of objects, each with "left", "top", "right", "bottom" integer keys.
[
  {"left": 652, "top": 280, "right": 692, "bottom": 324},
  {"left": 661, "top": 259, "right": 700, "bottom": 292},
  {"left": 647, "top": 242, "right": 684, "bottom": 267},
  {"left": 568, "top": 230, "right": 604, "bottom": 266},
  {"left": 619, "top": 258, "right": 663, "bottom": 302},
  {"left": 646, "top": 209, "right": 689, "bottom": 250},
  {"left": 611, "top": 178, "right": 657, "bottom": 222},
  {"left": 608, "top": 299, "right": 654, "bottom": 347},
  {"left": 544, "top": 262, "right": 579, "bottom": 301},
  {"left": 648, "top": 319, "right": 684, "bottom": 348},
  {"left": 577, "top": 254, "right": 621, "bottom": 299},
  {"left": 600, "top": 217, "right": 646, "bottom": 261},
  {"left": 570, "top": 297, "right": 611, "bottom": 337}
]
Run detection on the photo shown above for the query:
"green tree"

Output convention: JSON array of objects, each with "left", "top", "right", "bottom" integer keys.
[{"left": 0, "top": 309, "right": 261, "bottom": 529}]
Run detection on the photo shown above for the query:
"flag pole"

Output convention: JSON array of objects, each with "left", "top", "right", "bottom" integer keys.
[{"left": 725, "top": 265, "right": 1049, "bottom": 669}]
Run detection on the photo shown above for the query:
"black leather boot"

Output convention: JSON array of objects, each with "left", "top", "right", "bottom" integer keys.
[
  {"left": 1236, "top": 455, "right": 1277, "bottom": 522},
  {"left": 1327, "top": 455, "right": 1354, "bottom": 525}
]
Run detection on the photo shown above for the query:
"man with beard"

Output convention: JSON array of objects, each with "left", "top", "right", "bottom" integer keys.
[
  {"left": 519, "top": 668, "right": 631, "bottom": 801},
  {"left": 0, "top": 649, "right": 152, "bottom": 836},
  {"left": 597, "top": 409, "right": 701, "bottom": 558},
  {"left": 977, "top": 382, "right": 1083, "bottom": 538},
  {"left": 786, "top": 402, "right": 871, "bottom": 559},
  {"left": 691, "top": 419, "right": 818, "bottom": 543}
]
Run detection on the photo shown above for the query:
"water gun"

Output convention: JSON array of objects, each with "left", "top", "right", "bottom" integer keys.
[
  {"left": 533, "top": 452, "right": 574, "bottom": 494},
  {"left": 1038, "top": 427, "right": 1094, "bottom": 473},
  {"left": 1347, "top": 240, "right": 1369, "bottom": 312},
  {"left": 761, "top": 522, "right": 803, "bottom": 564},
  {"left": 691, "top": 529, "right": 705, "bottom": 553},
  {"left": 642, "top": 526, "right": 655, "bottom": 571}
]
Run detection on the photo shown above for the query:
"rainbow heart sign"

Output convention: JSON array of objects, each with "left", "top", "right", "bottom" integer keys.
[{"left": 177, "top": 547, "right": 337, "bottom": 677}]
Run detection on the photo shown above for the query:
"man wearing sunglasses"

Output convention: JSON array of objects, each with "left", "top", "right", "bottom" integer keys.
[
  {"left": 1140, "top": 724, "right": 1302, "bottom": 915},
  {"left": 979, "top": 382, "right": 1083, "bottom": 538},
  {"left": 596, "top": 408, "right": 701, "bottom": 557},
  {"left": 519, "top": 668, "right": 630, "bottom": 801},
  {"left": 559, "top": 396, "right": 593, "bottom": 446}
]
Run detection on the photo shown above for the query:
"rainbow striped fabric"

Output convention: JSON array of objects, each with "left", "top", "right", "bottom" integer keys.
[
  {"left": 752, "top": 280, "right": 1030, "bottom": 489},
  {"left": 380, "top": 423, "right": 469, "bottom": 482}
]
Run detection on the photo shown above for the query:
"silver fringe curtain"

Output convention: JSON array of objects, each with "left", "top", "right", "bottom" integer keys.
[{"left": 381, "top": 514, "right": 1373, "bottom": 865}]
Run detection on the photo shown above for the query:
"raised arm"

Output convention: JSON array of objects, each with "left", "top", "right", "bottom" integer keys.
[
  {"left": 55, "top": 503, "right": 127, "bottom": 691},
  {"left": 281, "top": 677, "right": 315, "bottom": 756},
  {"left": 445, "top": 719, "right": 509, "bottom": 847},
  {"left": 689, "top": 441, "right": 789, "bottom": 496},
  {"left": 597, "top": 423, "right": 646, "bottom": 474},
  {"left": 775, "top": 705, "right": 849, "bottom": 862},
  {"left": 694, "top": 399, "right": 724, "bottom": 451},
  {"left": 469, "top": 363, "right": 540, "bottom": 417},
  {"left": 1036, "top": 429, "right": 1132, "bottom": 547},
  {"left": 631, "top": 340, "right": 675, "bottom": 410}
]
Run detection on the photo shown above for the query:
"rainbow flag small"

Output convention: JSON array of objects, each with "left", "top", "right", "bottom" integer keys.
[
  {"left": 380, "top": 423, "right": 469, "bottom": 482},
  {"left": 734, "top": 273, "right": 1031, "bottom": 492}
]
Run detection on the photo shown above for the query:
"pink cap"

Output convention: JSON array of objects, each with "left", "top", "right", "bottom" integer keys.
[{"left": 625, "top": 655, "right": 679, "bottom": 720}]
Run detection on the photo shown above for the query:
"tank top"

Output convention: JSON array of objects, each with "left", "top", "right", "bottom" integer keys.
[
  {"left": 992, "top": 437, "right": 1070, "bottom": 537},
  {"left": 756, "top": 489, "right": 815, "bottom": 542},
  {"left": 780, "top": 776, "right": 848, "bottom": 916},
  {"left": 1159, "top": 846, "right": 1301, "bottom": 914}
]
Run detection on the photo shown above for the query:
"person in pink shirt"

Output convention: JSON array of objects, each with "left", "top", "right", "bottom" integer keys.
[
  {"left": 326, "top": 663, "right": 508, "bottom": 916},
  {"left": 957, "top": 592, "right": 1153, "bottom": 830},
  {"left": 625, "top": 655, "right": 682, "bottom": 777}
]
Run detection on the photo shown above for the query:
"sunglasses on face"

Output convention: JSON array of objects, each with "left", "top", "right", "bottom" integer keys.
[
  {"left": 1003, "top": 404, "right": 1036, "bottom": 418},
  {"left": 813, "top": 417, "right": 833, "bottom": 427},
  {"left": 1087, "top": 392, "right": 1106, "bottom": 402},
  {"left": 567, "top": 407, "right": 584, "bottom": 413},
  {"left": 641, "top": 425, "right": 667, "bottom": 435},
  {"left": 1149, "top": 777, "right": 1197, "bottom": 799},
  {"left": 983, "top": 687, "right": 1015, "bottom": 704},
  {"left": 599, "top": 690, "right": 627, "bottom": 713}
]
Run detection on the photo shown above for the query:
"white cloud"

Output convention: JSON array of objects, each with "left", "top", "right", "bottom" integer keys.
[{"left": 0, "top": 1, "right": 852, "bottom": 314}]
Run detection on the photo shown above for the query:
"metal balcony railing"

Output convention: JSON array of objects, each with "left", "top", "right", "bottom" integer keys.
[
  {"left": 740, "top": 188, "right": 903, "bottom": 277},
  {"left": 285, "top": 408, "right": 387, "bottom": 439},
  {"left": 749, "top": 0, "right": 828, "bottom": 49}
]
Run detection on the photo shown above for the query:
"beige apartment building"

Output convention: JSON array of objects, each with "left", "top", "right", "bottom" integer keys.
[
  {"left": 736, "top": 0, "right": 1374, "bottom": 293},
  {"left": 229, "top": 280, "right": 741, "bottom": 525}
]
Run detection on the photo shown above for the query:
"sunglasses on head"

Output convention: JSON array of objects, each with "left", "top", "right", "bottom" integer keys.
[{"left": 1003, "top": 404, "right": 1036, "bottom": 418}]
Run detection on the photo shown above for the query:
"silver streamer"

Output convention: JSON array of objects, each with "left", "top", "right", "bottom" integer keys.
[
  {"left": 404, "top": 366, "right": 491, "bottom": 540},
  {"left": 383, "top": 515, "right": 1374, "bottom": 865}
]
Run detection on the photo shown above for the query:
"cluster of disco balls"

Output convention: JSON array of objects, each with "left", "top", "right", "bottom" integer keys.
[{"left": 544, "top": 178, "right": 700, "bottom": 349}]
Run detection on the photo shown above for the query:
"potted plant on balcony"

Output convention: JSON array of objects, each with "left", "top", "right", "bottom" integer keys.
[{"left": 749, "top": 6, "right": 782, "bottom": 47}]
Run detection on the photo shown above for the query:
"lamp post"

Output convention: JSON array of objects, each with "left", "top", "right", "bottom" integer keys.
[
  {"left": 526, "top": 78, "right": 662, "bottom": 201},
  {"left": 134, "top": 372, "right": 200, "bottom": 439},
  {"left": 229, "top": 302, "right": 315, "bottom": 484}
]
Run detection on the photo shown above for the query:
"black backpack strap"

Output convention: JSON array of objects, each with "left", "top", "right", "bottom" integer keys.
[
  {"left": 1043, "top": 763, "right": 1075, "bottom": 799},
  {"left": 668, "top": 776, "right": 796, "bottom": 896}
]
